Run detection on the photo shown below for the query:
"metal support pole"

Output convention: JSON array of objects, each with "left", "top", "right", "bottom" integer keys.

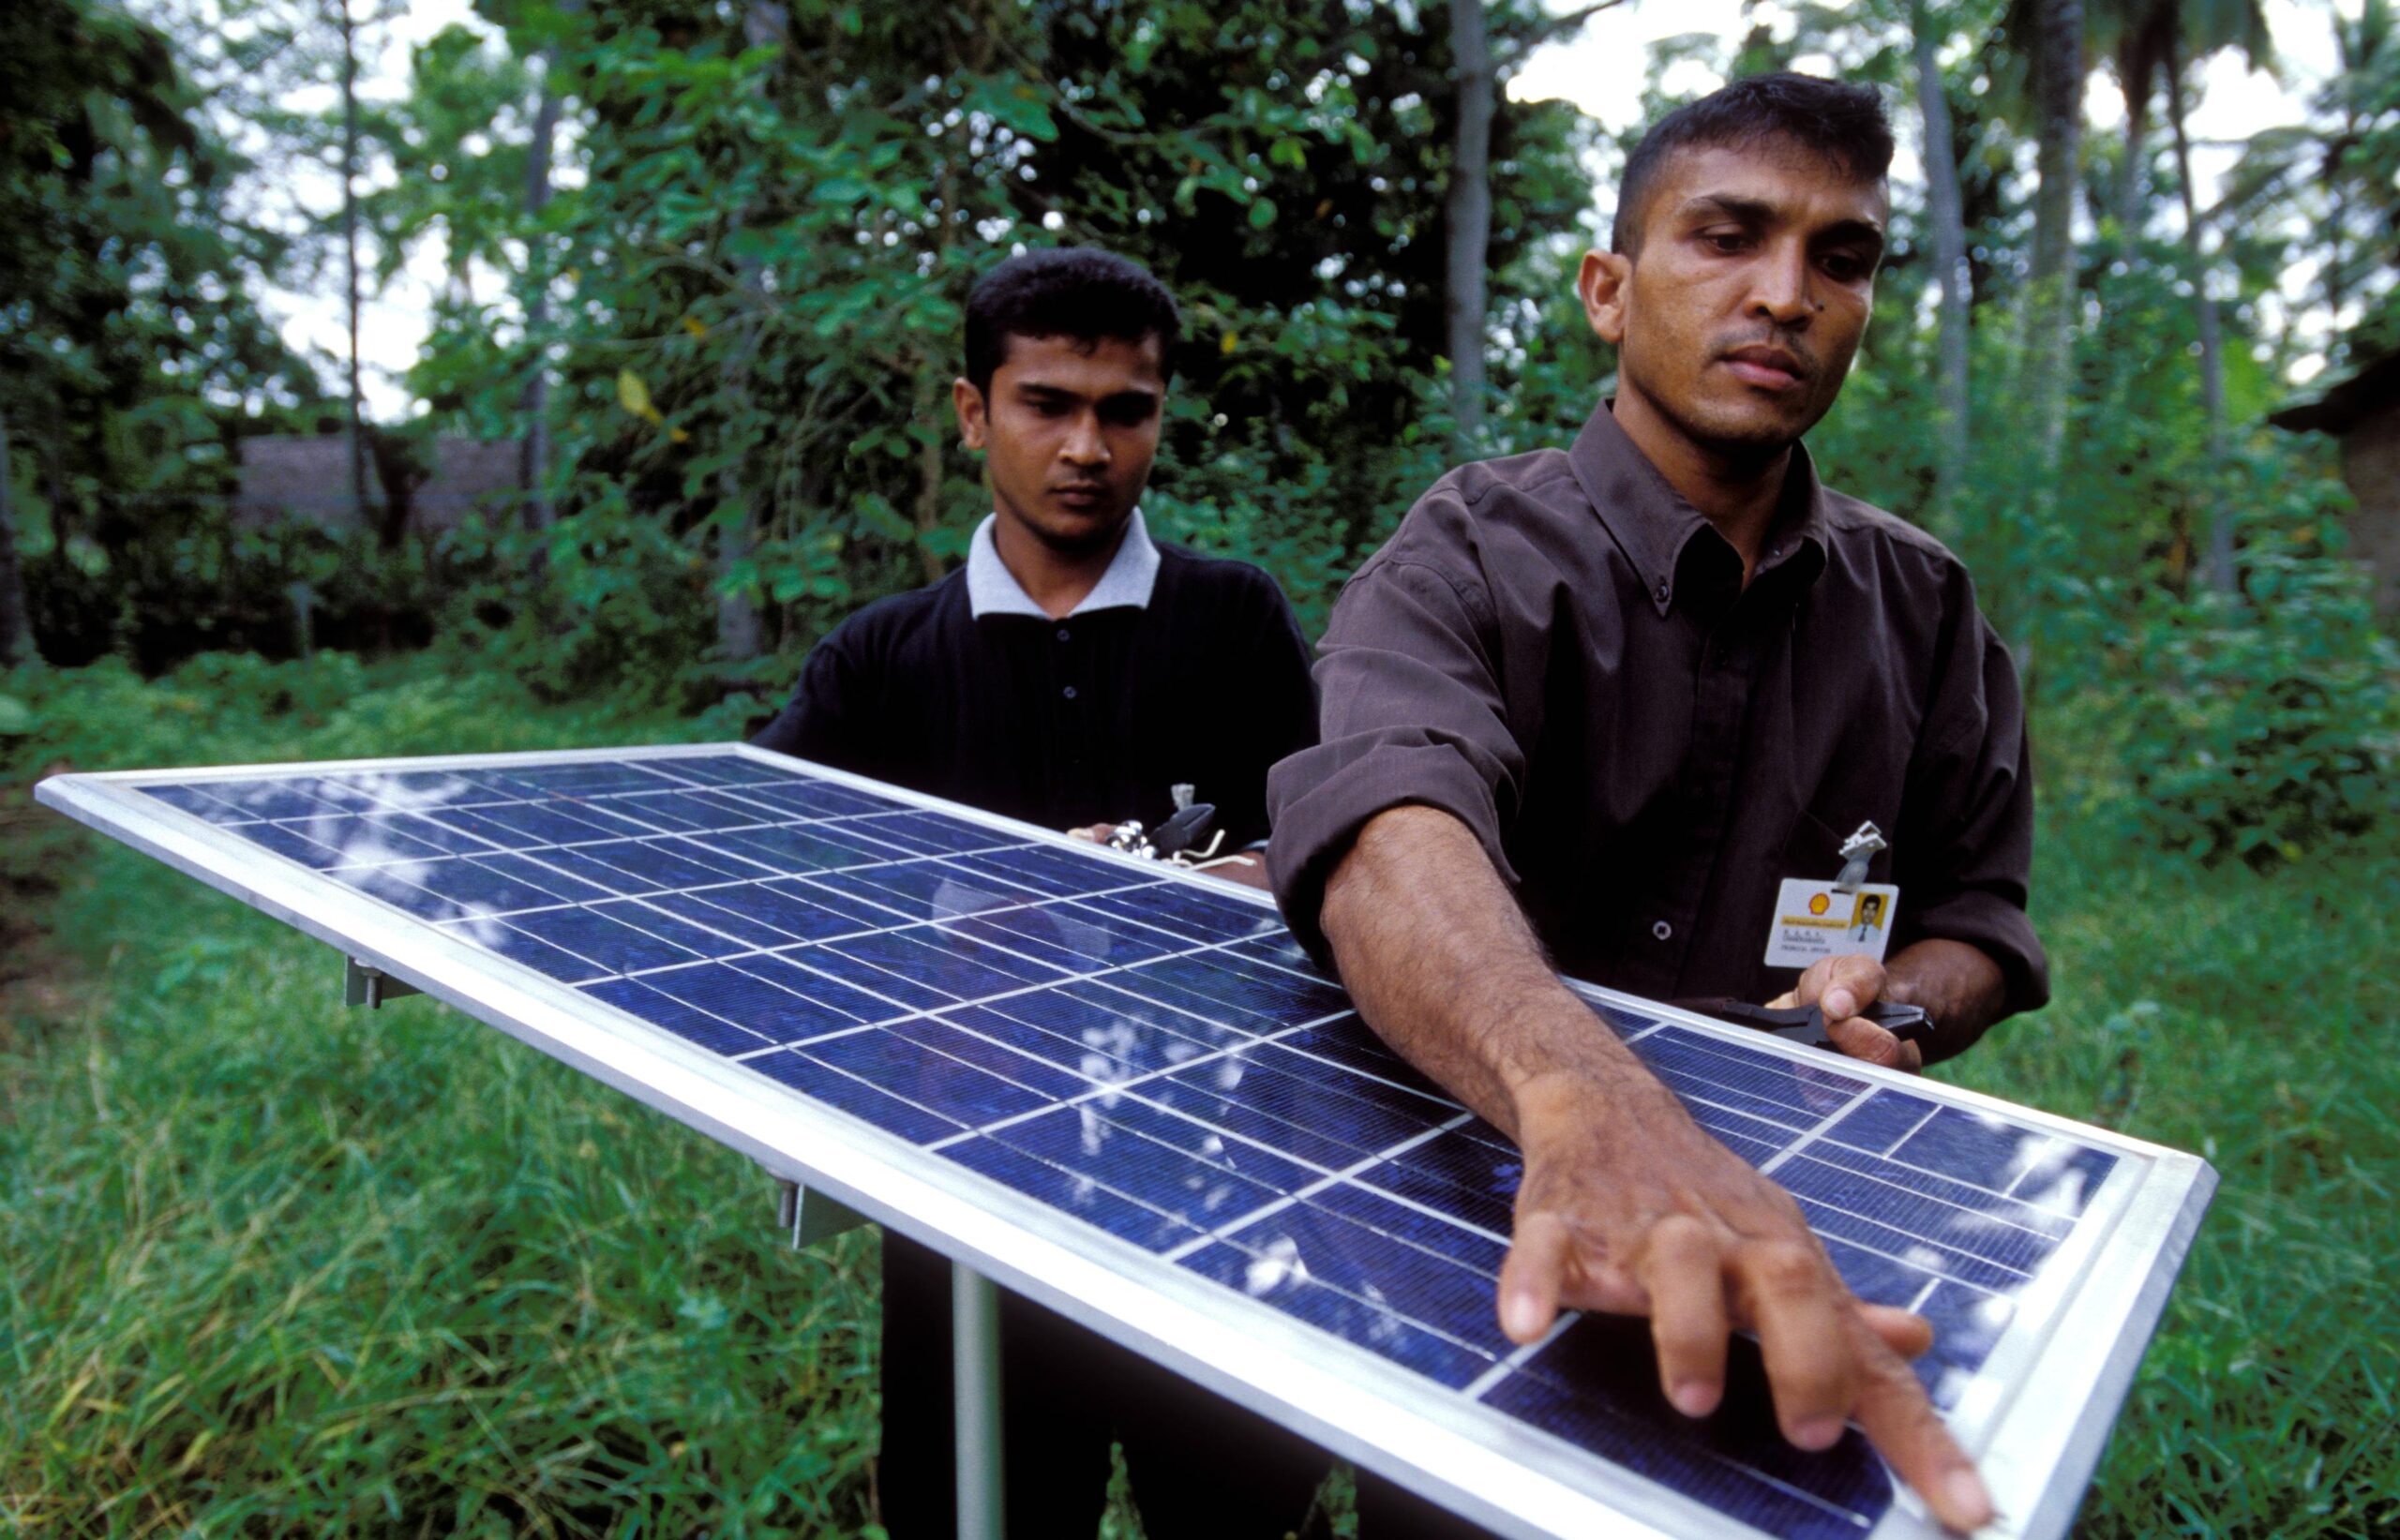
[
  {"left": 952, "top": 1262, "right": 1004, "bottom": 1540},
  {"left": 344, "top": 957, "right": 421, "bottom": 1009}
]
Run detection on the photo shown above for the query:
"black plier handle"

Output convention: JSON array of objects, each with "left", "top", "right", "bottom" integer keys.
[{"left": 1670, "top": 996, "right": 1934, "bottom": 1052}]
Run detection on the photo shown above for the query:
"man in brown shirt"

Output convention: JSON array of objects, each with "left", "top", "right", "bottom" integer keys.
[{"left": 1268, "top": 75, "right": 2029, "bottom": 1532}]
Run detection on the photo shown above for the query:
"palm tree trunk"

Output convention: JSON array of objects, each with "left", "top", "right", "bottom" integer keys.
[
  {"left": 0, "top": 405, "right": 29, "bottom": 668},
  {"left": 1445, "top": 0, "right": 1493, "bottom": 452},
  {"left": 2115, "top": 73, "right": 2150, "bottom": 261},
  {"left": 2027, "top": 0, "right": 2084, "bottom": 479},
  {"left": 2168, "top": 44, "right": 2232, "bottom": 591},
  {"left": 339, "top": 0, "right": 372, "bottom": 539},
  {"left": 714, "top": 0, "right": 788, "bottom": 666},
  {"left": 518, "top": 51, "right": 562, "bottom": 533},
  {"left": 1912, "top": 0, "right": 1972, "bottom": 519}
]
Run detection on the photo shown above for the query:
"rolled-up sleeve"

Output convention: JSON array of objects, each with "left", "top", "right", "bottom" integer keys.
[
  {"left": 1267, "top": 545, "right": 1526, "bottom": 962},
  {"left": 1897, "top": 596, "right": 2050, "bottom": 1025}
]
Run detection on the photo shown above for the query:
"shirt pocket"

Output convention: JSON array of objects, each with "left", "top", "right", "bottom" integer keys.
[{"left": 1779, "top": 806, "right": 1894, "bottom": 889}]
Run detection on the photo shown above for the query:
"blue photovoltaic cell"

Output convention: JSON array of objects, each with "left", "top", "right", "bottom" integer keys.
[{"left": 139, "top": 749, "right": 2126, "bottom": 1540}]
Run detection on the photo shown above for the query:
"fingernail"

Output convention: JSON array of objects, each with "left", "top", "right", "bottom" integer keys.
[
  {"left": 1670, "top": 1381, "right": 1718, "bottom": 1417},
  {"left": 1942, "top": 1470, "right": 1994, "bottom": 1528},
  {"left": 1825, "top": 991, "right": 1852, "bottom": 1019},
  {"left": 1790, "top": 1415, "right": 1843, "bottom": 1451}
]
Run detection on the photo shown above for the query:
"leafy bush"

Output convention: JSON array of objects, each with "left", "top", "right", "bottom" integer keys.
[
  {"left": 439, "top": 502, "right": 718, "bottom": 710},
  {"left": 2118, "top": 525, "right": 2400, "bottom": 868}
]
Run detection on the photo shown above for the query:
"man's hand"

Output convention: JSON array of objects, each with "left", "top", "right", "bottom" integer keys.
[
  {"left": 1771, "top": 954, "right": 1921, "bottom": 1072},
  {"left": 1315, "top": 808, "right": 1995, "bottom": 1532},
  {"left": 1500, "top": 1064, "right": 1991, "bottom": 1530}
]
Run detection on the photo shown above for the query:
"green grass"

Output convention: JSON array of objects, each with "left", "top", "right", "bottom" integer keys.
[{"left": 2, "top": 653, "right": 2395, "bottom": 1536}]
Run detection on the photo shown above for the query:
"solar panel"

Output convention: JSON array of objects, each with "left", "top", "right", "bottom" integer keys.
[{"left": 38, "top": 745, "right": 2214, "bottom": 1540}]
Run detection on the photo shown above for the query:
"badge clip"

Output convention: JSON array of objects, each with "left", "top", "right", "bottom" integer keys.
[{"left": 1833, "top": 821, "right": 1887, "bottom": 894}]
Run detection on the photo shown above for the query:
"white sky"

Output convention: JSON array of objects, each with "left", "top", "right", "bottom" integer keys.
[{"left": 287, "top": 0, "right": 2349, "bottom": 420}]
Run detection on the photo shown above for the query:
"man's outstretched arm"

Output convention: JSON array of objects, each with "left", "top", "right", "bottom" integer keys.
[{"left": 1318, "top": 805, "right": 1996, "bottom": 1533}]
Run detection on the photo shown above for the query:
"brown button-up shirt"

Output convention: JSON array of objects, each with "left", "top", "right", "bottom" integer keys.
[{"left": 1267, "top": 403, "right": 2047, "bottom": 1043}]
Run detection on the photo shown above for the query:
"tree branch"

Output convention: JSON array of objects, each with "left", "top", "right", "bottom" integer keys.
[{"left": 1496, "top": 0, "right": 1631, "bottom": 66}]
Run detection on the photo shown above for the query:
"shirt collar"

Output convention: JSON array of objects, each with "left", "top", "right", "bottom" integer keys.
[
  {"left": 1566, "top": 401, "right": 1829, "bottom": 617},
  {"left": 964, "top": 507, "right": 1161, "bottom": 620}
]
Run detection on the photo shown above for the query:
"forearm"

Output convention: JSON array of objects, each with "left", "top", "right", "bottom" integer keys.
[
  {"left": 1882, "top": 938, "right": 2008, "bottom": 1061},
  {"left": 1317, "top": 805, "right": 1670, "bottom": 1141}
]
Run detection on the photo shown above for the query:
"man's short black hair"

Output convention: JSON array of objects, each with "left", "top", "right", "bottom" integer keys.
[
  {"left": 963, "top": 247, "right": 1180, "bottom": 396},
  {"left": 1611, "top": 73, "right": 1894, "bottom": 254}
]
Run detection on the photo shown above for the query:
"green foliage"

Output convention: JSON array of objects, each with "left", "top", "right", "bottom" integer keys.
[
  {"left": 392, "top": 0, "right": 1601, "bottom": 673},
  {"left": 442, "top": 501, "right": 721, "bottom": 709},
  {"left": 1954, "top": 793, "right": 2400, "bottom": 1540},
  {"left": 2116, "top": 529, "right": 2400, "bottom": 867}
]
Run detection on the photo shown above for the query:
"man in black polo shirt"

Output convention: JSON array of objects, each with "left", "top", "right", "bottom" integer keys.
[
  {"left": 1268, "top": 77, "right": 2029, "bottom": 1533},
  {"left": 755, "top": 247, "right": 1325, "bottom": 1538}
]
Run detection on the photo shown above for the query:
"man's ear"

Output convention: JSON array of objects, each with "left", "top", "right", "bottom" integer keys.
[
  {"left": 952, "top": 376, "right": 988, "bottom": 452},
  {"left": 1578, "top": 249, "right": 1633, "bottom": 347}
]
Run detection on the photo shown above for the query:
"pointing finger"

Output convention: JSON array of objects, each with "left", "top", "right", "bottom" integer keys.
[{"left": 1848, "top": 1323, "right": 1994, "bottom": 1532}]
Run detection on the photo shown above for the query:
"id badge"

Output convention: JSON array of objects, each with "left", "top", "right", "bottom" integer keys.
[{"left": 1763, "top": 879, "right": 1899, "bottom": 968}]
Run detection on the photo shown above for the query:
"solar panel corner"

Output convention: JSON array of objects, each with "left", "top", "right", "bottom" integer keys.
[{"left": 33, "top": 746, "right": 2217, "bottom": 1540}]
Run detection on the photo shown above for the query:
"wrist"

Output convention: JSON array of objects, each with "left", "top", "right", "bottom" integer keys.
[{"left": 1508, "top": 1051, "right": 1684, "bottom": 1147}]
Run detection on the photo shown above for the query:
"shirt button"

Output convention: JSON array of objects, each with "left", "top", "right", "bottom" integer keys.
[
  {"left": 1654, "top": 578, "right": 1670, "bottom": 603},
  {"left": 1056, "top": 627, "right": 1071, "bottom": 641},
  {"left": 1651, "top": 920, "right": 1673, "bottom": 941},
  {"left": 1062, "top": 685, "right": 1078, "bottom": 700}
]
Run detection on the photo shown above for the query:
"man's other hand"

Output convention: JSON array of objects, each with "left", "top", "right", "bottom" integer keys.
[
  {"left": 1500, "top": 1065, "right": 1992, "bottom": 1533},
  {"left": 1771, "top": 954, "right": 1921, "bottom": 1072}
]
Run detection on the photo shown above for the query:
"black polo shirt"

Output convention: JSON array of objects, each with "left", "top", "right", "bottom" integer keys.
[
  {"left": 753, "top": 536, "right": 1318, "bottom": 848},
  {"left": 1267, "top": 403, "right": 2046, "bottom": 1049}
]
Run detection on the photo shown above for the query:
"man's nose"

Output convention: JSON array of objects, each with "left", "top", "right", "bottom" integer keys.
[
  {"left": 1060, "top": 412, "right": 1109, "bottom": 465},
  {"left": 1748, "top": 244, "right": 1815, "bottom": 327}
]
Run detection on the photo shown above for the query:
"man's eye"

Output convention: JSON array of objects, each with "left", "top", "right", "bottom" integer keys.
[
  {"left": 1100, "top": 402, "right": 1157, "bottom": 428},
  {"left": 1702, "top": 232, "right": 1750, "bottom": 255},
  {"left": 1822, "top": 253, "right": 1872, "bottom": 281}
]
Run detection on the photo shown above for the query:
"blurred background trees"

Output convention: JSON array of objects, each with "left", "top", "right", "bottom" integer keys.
[{"left": 1, "top": 0, "right": 2393, "bottom": 867}]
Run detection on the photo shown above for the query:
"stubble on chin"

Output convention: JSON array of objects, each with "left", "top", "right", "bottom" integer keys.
[
  {"left": 1014, "top": 504, "right": 1131, "bottom": 560},
  {"left": 1652, "top": 384, "right": 1809, "bottom": 471}
]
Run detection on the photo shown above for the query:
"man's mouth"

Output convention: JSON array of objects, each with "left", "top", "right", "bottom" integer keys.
[
  {"left": 1720, "top": 345, "right": 1808, "bottom": 392},
  {"left": 1052, "top": 485, "right": 1111, "bottom": 509}
]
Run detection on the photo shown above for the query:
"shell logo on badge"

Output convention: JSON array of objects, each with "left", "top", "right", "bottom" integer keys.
[{"left": 1808, "top": 892, "right": 1831, "bottom": 916}]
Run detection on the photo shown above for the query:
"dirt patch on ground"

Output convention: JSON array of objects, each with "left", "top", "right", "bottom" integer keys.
[{"left": 0, "top": 768, "right": 102, "bottom": 1059}]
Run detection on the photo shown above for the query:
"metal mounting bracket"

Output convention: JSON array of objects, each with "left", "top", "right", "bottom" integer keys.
[
  {"left": 775, "top": 1178, "right": 870, "bottom": 1248},
  {"left": 344, "top": 956, "right": 422, "bottom": 1009}
]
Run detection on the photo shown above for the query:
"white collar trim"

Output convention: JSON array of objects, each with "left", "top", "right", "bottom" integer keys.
[{"left": 965, "top": 508, "right": 1160, "bottom": 620}]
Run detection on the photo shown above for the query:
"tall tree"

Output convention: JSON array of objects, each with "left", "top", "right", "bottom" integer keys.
[
  {"left": 0, "top": 407, "right": 26, "bottom": 668},
  {"left": 338, "top": 0, "right": 370, "bottom": 537},
  {"left": 1, "top": 0, "right": 323, "bottom": 668},
  {"left": 2221, "top": 0, "right": 2400, "bottom": 359},
  {"left": 2025, "top": 0, "right": 2085, "bottom": 480},
  {"left": 520, "top": 46, "right": 562, "bottom": 532},
  {"left": 2166, "top": 38, "right": 2234, "bottom": 590},
  {"left": 2091, "top": 0, "right": 2269, "bottom": 257},
  {"left": 712, "top": 0, "right": 788, "bottom": 667},
  {"left": 1447, "top": 0, "right": 1495, "bottom": 450},
  {"left": 1912, "top": 0, "right": 1974, "bottom": 516}
]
